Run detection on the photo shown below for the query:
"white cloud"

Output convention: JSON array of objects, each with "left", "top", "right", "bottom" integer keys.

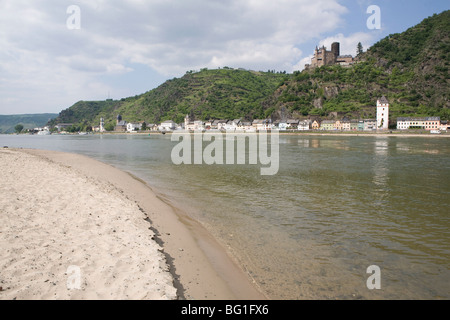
[
  {"left": 0, "top": 0, "right": 351, "bottom": 114},
  {"left": 293, "top": 55, "right": 314, "bottom": 72},
  {"left": 318, "top": 32, "right": 377, "bottom": 56}
]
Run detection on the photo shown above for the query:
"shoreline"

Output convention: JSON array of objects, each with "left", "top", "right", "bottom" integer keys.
[
  {"left": 9, "top": 131, "right": 448, "bottom": 138},
  {"left": 1, "top": 148, "right": 266, "bottom": 300}
]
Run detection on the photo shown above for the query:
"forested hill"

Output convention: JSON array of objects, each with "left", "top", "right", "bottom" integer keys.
[
  {"left": 50, "top": 10, "right": 449, "bottom": 129},
  {"left": 49, "top": 69, "right": 287, "bottom": 130}
]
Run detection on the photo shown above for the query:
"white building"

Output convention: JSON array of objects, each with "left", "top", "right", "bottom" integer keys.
[
  {"left": 193, "top": 120, "right": 204, "bottom": 131},
  {"left": 252, "top": 119, "right": 273, "bottom": 131},
  {"left": 278, "top": 121, "right": 287, "bottom": 131},
  {"left": 287, "top": 119, "right": 299, "bottom": 129},
  {"left": 241, "top": 122, "right": 253, "bottom": 132},
  {"left": 397, "top": 117, "right": 441, "bottom": 130},
  {"left": 224, "top": 119, "right": 241, "bottom": 131},
  {"left": 217, "top": 120, "right": 228, "bottom": 131},
  {"left": 160, "top": 120, "right": 176, "bottom": 131},
  {"left": 397, "top": 118, "right": 410, "bottom": 130},
  {"left": 127, "top": 122, "right": 142, "bottom": 132},
  {"left": 100, "top": 117, "right": 105, "bottom": 132},
  {"left": 298, "top": 120, "right": 310, "bottom": 131},
  {"left": 376, "top": 96, "right": 389, "bottom": 130}
]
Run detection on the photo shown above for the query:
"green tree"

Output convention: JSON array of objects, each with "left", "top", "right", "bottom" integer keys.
[
  {"left": 15, "top": 124, "right": 24, "bottom": 133},
  {"left": 141, "top": 122, "right": 147, "bottom": 131},
  {"left": 105, "top": 123, "right": 115, "bottom": 131},
  {"left": 357, "top": 42, "right": 363, "bottom": 56}
]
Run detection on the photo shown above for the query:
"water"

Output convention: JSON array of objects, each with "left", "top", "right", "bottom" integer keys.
[{"left": 1, "top": 133, "right": 449, "bottom": 299}]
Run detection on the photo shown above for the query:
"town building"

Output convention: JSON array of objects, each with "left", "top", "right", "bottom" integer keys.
[
  {"left": 397, "top": 117, "right": 441, "bottom": 130},
  {"left": 320, "top": 120, "right": 335, "bottom": 131},
  {"left": 278, "top": 120, "right": 288, "bottom": 131},
  {"left": 127, "top": 122, "right": 143, "bottom": 132},
  {"left": 115, "top": 115, "right": 127, "bottom": 132},
  {"left": 160, "top": 120, "right": 176, "bottom": 131},
  {"left": 376, "top": 96, "right": 389, "bottom": 130},
  {"left": 287, "top": 119, "right": 300, "bottom": 130},
  {"left": 311, "top": 120, "right": 321, "bottom": 130},
  {"left": 184, "top": 115, "right": 204, "bottom": 131},
  {"left": 100, "top": 117, "right": 105, "bottom": 132},
  {"left": 252, "top": 119, "right": 272, "bottom": 131},
  {"left": 298, "top": 120, "right": 311, "bottom": 131},
  {"left": 55, "top": 123, "right": 74, "bottom": 132},
  {"left": 241, "top": 122, "right": 254, "bottom": 131},
  {"left": 363, "top": 119, "right": 377, "bottom": 131},
  {"left": 350, "top": 120, "right": 359, "bottom": 131}
]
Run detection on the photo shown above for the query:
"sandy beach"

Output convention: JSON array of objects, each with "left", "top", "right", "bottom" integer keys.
[{"left": 0, "top": 148, "right": 265, "bottom": 300}]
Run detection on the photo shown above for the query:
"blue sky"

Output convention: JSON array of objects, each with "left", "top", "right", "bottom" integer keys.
[{"left": 0, "top": 0, "right": 448, "bottom": 115}]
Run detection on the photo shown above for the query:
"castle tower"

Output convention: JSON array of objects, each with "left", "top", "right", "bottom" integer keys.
[
  {"left": 321, "top": 45, "right": 327, "bottom": 66},
  {"left": 376, "top": 96, "right": 389, "bottom": 130},
  {"left": 331, "top": 42, "right": 340, "bottom": 59}
]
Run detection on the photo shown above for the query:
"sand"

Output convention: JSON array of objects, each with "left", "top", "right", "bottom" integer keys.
[{"left": 0, "top": 148, "right": 265, "bottom": 300}]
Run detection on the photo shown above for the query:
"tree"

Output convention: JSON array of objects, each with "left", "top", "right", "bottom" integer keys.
[
  {"left": 15, "top": 124, "right": 24, "bottom": 133},
  {"left": 357, "top": 42, "right": 364, "bottom": 56},
  {"left": 105, "top": 123, "right": 115, "bottom": 131},
  {"left": 141, "top": 122, "right": 147, "bottom": 131}
]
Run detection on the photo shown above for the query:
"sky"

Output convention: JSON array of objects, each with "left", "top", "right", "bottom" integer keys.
[{"left": 0, "top": 0, "right": 448, "bottom": 115}]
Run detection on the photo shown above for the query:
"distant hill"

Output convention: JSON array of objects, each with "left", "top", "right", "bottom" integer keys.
[
  {"left": 0, "top": 113, "right": 58, "bottom": 134},
  {"left": 50, "top": 10, "right": 449, "bottom": 130}
]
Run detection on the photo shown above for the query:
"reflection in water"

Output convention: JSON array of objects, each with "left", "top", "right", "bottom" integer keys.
[
  {"left": 373, "top": 138, "right": 389, "bottom": 188},
  {"left": 396, "top": 140, "right": 440, "bottom": 155}
]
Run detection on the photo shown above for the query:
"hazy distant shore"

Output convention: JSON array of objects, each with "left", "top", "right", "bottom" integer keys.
[{"left": 0, "top": 148, "right": 265, "bottom": 300}]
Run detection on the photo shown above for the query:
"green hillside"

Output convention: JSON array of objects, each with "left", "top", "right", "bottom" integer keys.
[
  {"left": 0, "top": 113, "right": 58, "bottom": 134},
  {"left": 50, "top": 10, "right": 449, "bottom": 129},
  {"left": 49, "top": 69, "right": 286, "bottom": 130}
]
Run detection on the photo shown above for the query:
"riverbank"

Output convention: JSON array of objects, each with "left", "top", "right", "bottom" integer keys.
[
  {"left": 5, "top": 130, "right": 449, "bottom": 139},
  {"left": 43, "top": 131, "right": 450, "bottom": 138},
  {"left": 0, "top": 148, "right": 266, "bottom": 300}
]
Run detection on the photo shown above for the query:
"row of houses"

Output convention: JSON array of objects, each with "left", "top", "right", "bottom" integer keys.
[
  {"left": 101, "top": 115, "right": 448, "bottom": 133},
  {"left": 117, "top": 117, "right": 380, "bottom": 132},
  {"left": 182, "top": 116, "right": 382, "bottom": 132}
]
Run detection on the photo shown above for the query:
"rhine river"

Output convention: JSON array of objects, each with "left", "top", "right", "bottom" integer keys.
[{"left": 1, "top": 133, "right": 449, "bottom": 299}]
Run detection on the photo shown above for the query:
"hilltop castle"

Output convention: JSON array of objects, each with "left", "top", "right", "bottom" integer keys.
[{"left": 305, "top": 42, "right": 354, "bottom": 69}]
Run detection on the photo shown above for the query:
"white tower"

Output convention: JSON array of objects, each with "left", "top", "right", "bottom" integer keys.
[
  {"left": 100, "top": 117, "right": 105, "bottom": 132},
  {"left": 377, "top": 96, "right": 389, "bottom": 130}
]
